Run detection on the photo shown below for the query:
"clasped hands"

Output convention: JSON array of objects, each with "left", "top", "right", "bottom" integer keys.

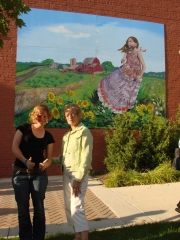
[{"left": 26, "top": 157, "right": 48, "bottom": 172}]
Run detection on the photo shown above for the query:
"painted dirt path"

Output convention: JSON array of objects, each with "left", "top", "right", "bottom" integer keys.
[
  {"left": 15, "top": 80, "right": 86, "bottom": 115},
  {"left": 16, "top": 67, "right": 45, "bottom": 86}
]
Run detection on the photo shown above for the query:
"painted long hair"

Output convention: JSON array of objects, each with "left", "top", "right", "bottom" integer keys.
[{"left": 118, "top": 36, "right": 139, "bottom": 52}]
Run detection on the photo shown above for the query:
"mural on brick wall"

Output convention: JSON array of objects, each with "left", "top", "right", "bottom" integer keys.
[{"left": 15, "top": 8, "right": 165, "bottom": 129}]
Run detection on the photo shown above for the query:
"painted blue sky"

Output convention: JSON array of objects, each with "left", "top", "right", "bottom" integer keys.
[{"left": 17, "top": 8, "right": 165, "bottom": 72}]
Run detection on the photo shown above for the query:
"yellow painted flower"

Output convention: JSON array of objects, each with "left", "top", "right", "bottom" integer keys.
[
  {"left": 81, "top": 100, "right": 90, "bottom": 108},
  {"left": 65, "top": 90, "right": 76, "bottom": 97},
  {"left": 83, "top": 111, "right": 95, "bottom": 122},
  {"left": 125, "top": 112, "right": 133, "bottom": 119},
  {"left": 48, "top": 92, "right": 55, "bottom": 102},
  {"left": 52, "top": 98, "right": 57, "bottom": 103},
  {"left": 56, "top": 97, "right": 63, "bottom": 105},
  {"left": 134, "top": 115, "right": 139, "bottom": 120},
  {"left": 76, "top": 100, "right": 83, "bottom": 107},
  {"left": 83, "top": 111, "right": 87, "bottom": 119},
  {"left": 147, "top": 103, "right": 154, "bottom": 113},
  {"left": 70, "top": 90, "right": 76, "bottom": 97},
  {"left": 136, "top": 104, "right": 147, "bottom": 116},
  {"left": 90, "top": 112, "right": 95, "bottom": 122},
  {"left": 52, "top": 107, "right": 60, "bottom": 119}
]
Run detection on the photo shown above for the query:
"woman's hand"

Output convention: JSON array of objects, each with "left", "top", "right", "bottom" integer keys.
[
  {"left": 72, "top": 180, "right": 81, "bottom": 197},
  {"left": 26, "top": 157, "right": 35, "bottom": 169},
  {"left": 39, "top": 158, "right": 49, "bottom": 172},
  {"left": 136, "top": 74, "right": 142, "bottom": 80}
]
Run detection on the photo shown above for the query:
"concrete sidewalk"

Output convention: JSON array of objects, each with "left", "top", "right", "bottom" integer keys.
[{"left": 0, "top": 176, "right": 180, "bottom": 238}]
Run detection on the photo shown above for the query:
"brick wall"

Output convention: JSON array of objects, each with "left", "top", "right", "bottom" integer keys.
[{"left": 0, "top": 0, "right": 180, "bottom": 178}]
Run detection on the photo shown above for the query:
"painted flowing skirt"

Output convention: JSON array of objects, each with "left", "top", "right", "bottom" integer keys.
[{"left": 98, "top": 66, "right": 142, "bottom": 114}]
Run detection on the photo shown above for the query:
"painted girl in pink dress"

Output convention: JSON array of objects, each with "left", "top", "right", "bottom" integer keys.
[{"left": 98, "top": 36, "right": 146, "bottom": 113}]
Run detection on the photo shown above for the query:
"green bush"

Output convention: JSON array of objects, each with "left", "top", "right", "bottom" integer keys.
[
  {"left": 104, "top": 113, "right": 137, "bottom": 171},
  {"left": 104, "top": 104, "right": 180, "bottom": 173}
]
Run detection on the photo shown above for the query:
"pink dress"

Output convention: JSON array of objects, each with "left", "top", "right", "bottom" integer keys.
[{"left": 98, "top": 50, "right": 142, "bottom": 113}]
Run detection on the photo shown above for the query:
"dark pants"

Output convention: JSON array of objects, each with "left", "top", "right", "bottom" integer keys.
[{"left": 12, "top": 171, "right": 48, "bottom": 240}]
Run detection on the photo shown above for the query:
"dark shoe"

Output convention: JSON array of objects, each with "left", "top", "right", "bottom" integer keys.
[
  {"left": 177, "top": 202, "right": 180, "bottom": 209},
  {"left": 175, "top": 207, "right": 180, "bottom": 213}
]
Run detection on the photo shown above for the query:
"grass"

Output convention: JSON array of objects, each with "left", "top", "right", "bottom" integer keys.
[
  {"left": 1, "top": 222, "right": 180, "bottom": 240},
  {"left": 98, "top": 162, "right": 180, "bottom": 188}
]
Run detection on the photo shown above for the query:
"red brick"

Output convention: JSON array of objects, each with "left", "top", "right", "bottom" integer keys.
[{"left": 0, "top": 0, "right": 180, "bottom": 177}]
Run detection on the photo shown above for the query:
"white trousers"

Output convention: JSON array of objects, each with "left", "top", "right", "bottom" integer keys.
[{"left": 63, "top": 167, "right": 89, "bottom": 232}]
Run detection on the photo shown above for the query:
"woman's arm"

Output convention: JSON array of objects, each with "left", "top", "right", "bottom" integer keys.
[
  {"left": 74, "top": 129, "right": 93, "bottom": 182},
  {"left": 12, "top": 129, "right": 35, "bottom": 169},
  {"left": 51, "top": 140, "right": 63, "bottom": 165},
  {"left": 51, "top": 155, "right": 62, "bottom": 165},
  {"left": 121, "top": 52, "right": 127, "bottom": 64},
  {"left": 40, "top": 143, "right": 54, "bottom": 170},
  {"left": 12, "top": 130, "right": 25, "bottom": 161},
  {"left": 72, "top": 129, "right": 93, "bottom": 197},
  {"left": 137, "top": 51, "right": 146, "bottom": 78}
]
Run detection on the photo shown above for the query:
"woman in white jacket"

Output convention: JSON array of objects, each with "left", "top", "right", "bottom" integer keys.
[{"left": 53, "top": 103, "right": 93, "bottom": 240}]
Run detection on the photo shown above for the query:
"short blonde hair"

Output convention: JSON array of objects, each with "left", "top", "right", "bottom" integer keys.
[
  {"left": 64, "top": 103, "right": 83, "bottom": 118},
  {"left": 29, "top": 104, "right": 52, "bottom": 122}
]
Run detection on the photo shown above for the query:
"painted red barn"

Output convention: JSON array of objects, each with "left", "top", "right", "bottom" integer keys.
[
  {"left": 65, "top": 57, "right": 103, "bottom": 74},
  {"left": 81, "top": 57, "right": 103, "bottom": 74}
]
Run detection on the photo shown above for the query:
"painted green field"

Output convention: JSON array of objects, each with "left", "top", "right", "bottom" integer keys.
[{"left": 14, "top": 67, "right": 165, "bottom": 128}]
